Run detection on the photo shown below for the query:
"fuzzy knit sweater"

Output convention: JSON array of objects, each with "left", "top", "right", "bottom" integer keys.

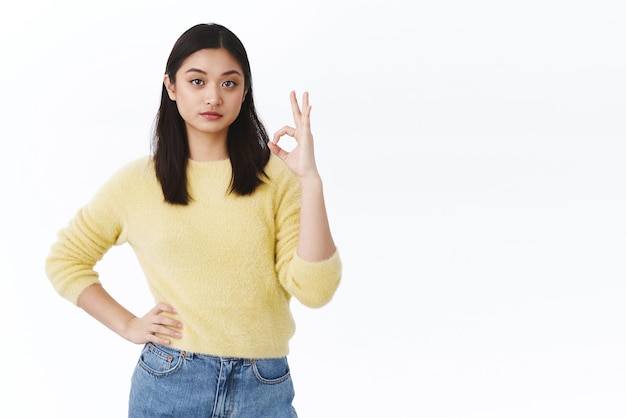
[{"left": 45, "top": 154, "right": 341, "bottom": 358}]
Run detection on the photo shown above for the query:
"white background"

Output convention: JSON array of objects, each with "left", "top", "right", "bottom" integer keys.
[{"left": 1, "top": 0, "right": 625, "bottom": 416}]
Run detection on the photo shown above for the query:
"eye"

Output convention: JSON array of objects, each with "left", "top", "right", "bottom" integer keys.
[
  {"left": 190, "top": 79, "right": 204, "bottom": 86},
  {"left": 222, "top": 80, "right": 237, "bottom": 88}
]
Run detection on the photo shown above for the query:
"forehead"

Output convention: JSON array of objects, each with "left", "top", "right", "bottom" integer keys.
[{"left": 179, "top": 48, "right": 243, "bottom": 74}]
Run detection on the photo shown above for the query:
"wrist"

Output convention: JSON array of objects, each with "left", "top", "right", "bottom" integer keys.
[
  {"left": 298, "top": 171, "right": 322, "bottom": 187},
  {"left": 120, "top": 315, "right": 139, "bottom": 342}
]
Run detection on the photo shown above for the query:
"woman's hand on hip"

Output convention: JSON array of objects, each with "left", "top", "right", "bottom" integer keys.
[{"left": 123, "top": 302, "right": 183, "bottom": 345}]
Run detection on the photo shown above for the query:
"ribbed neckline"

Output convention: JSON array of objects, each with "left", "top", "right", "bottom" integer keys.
[{"left": 187, "top": 158, "right": 231, "bottom": 169}]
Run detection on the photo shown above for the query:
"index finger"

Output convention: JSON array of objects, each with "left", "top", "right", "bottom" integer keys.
[{"left": 153, "top": 302, "right": 178, "bottom": 315}]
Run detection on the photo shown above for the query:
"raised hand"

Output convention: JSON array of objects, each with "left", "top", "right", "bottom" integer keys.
[{"left": 269, "top": 91, "right": 320, "bottom": 180}]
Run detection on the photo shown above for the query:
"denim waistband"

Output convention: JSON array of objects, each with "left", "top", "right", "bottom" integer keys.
[{"left": 147, "top": 343, "right": 259, "bottom": 365}]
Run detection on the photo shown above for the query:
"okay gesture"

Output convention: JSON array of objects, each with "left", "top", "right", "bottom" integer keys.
[{"left": 269, "top": 91, "right": 320, "bottom": 179}]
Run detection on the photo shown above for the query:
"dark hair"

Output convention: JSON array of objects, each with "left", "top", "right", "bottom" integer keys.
[{"left": 152, "top": 23, "right": 270, "bottom": 205}]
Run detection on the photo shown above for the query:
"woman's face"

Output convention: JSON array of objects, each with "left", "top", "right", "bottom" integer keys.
[{"left": 165, "top": 48, "right": 247, "bottom": 143}]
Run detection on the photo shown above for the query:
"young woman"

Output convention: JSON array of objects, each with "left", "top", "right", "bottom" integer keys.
[{"left": 45, "top": 23, "right": 341, "bottom": 417}]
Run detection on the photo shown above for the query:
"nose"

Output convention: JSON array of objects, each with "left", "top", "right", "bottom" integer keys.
[{"left": 204, "top": 85, "right": 222, "bottom": 106}]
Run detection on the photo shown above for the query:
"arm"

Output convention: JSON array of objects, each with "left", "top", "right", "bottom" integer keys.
[
  {"left": 45, "top": 163, "right": 182, "bottom": 346},
  {"left": 268, "top": 91, "right": 336, "bottom": 261},
  {"left": 77, "top": 283, "right": 182, "bottom": 346},
  {"left": 297, "top": 175, "right": 336, "bottom": 261}
]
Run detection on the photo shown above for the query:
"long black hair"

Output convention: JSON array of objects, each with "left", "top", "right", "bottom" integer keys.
[{"left": 152, "top": 23, "right": 270, "bottom": 205}]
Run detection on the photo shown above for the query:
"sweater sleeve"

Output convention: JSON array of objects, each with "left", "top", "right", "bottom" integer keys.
[
  {"left": 284, "top": 250, "right": 342, "bottom": 308},
  {"left": 272, "top": 161, "right": 342, "bottom": 308},
  {"left": 45, "top": 170, "right": 127, "bottom": 306}
]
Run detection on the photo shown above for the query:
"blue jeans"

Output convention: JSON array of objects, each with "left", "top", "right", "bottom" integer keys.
[{"left": 128, "top": 343, "right": 298, "bottom": 417}]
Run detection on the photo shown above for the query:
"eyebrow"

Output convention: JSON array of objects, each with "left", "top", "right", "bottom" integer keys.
[{"left": 185, "top": 68, "right": 243, "bottom": 77}]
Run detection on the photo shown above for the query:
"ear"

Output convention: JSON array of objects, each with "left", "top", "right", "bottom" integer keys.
[
  {"left": 164, "top": 74, "right": 176, "bottom": 101},
  {"left": 242, "top": 88, "right": 248, "bottom": 103}
]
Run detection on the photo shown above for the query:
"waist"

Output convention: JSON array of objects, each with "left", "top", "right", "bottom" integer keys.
[{"left": 162, "top": 307, "right": 296, "bottom": 358}]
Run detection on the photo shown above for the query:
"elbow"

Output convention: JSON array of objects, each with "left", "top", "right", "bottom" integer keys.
[
  {"left": 282, "top": 249, "right": 342, "bottom": 308},
  {"left": 292, "top": 272, "right": 341, "bottom": 308}
]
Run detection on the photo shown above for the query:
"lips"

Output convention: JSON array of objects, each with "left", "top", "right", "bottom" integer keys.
[{"left": 200, "top": 111, "right": 223, "bottom": 120}]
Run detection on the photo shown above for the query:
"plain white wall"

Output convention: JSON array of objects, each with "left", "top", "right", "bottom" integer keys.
[{"left": 1, "top": 0, "right": 625, "bottom": 416}]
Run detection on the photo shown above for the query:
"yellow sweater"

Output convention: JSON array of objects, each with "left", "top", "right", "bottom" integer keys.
[{"left": 45, "top": 155, "right": 341, "bottom": 358}]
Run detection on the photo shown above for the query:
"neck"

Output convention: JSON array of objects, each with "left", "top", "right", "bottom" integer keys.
[{"left": 187, "top": 132, "right": 229, "bottom": 162}]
